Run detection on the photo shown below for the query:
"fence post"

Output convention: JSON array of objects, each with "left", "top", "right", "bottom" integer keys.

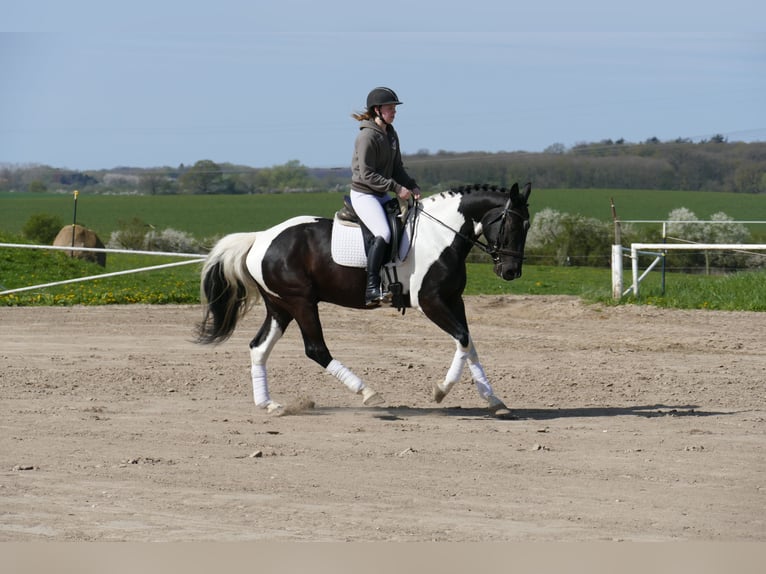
[
  {"left": 631, "top": 245, "right": 640, "bottom": 298},
  {"left": 70, "top": 190, "right": 79, "bottom": 256},
  {"left": 661, "top": 222, "right": 667, "bottom": 295},
  {"left": 611, "top": 244, "right": 623, "bottom": 299},
  {"left": 611, "top": 197, "right": 623, "bottom": 300}
]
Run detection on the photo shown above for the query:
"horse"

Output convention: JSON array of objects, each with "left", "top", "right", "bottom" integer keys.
[{"left": 196, "top": 182, "right": 532, "bottom": 416}]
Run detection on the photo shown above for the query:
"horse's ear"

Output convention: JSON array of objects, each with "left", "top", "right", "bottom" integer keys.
[
  {"left": 509, "top": 182, "right": 519, "bottom": 197},
  {"left": 523, "top": 182, "right": 532, "bottom": 201}
]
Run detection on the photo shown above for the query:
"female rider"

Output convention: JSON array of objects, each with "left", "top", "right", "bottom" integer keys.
[{"left": 350, "top": 87, "right": 421, "bottom": 307}]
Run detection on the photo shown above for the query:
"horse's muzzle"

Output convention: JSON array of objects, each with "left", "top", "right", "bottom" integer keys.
[{"left": 494, "top": 262, "right": 522, "bottom": 281}]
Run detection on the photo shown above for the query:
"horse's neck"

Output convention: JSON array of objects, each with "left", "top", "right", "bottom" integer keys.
[
  {"left": 424, "top": 193, "right": 465, "bottom": 226},
  {"left": 426, "top": 191, "right": 502, "bottom": 228}
]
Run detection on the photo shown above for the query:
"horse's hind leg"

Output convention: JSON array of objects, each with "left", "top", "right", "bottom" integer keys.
[
  {"left": 291, "top": 301, "right": 384, "bottom": 406},
  {"left": 249, "top": 310, "right": 290, "bottom": 413}
]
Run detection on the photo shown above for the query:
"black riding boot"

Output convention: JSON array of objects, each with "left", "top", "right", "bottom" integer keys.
[{"left": 365, "top": 236, "right": 387, "bottom": 308}]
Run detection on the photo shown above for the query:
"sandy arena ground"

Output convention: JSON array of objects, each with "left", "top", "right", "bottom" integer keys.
[{"left": 1, "top": 295, "right": 764, "bottom": 541}]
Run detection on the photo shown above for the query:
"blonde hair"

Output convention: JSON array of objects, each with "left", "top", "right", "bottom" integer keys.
[{"left": 351, "top": 110, "right": 375, "bottom": 122}]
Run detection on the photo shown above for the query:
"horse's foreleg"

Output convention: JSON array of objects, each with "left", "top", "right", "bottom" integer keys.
[
  {"left": 249, "top": 316, "right": 286, "bottom": 413},
  {"left": 464, "top": 340, "right": 508, "bottom": 413},
  {"left": 294, "top": 304, "right": 385, "bottom": 406},
  {"left": 421, "top": 292, "right": 509, "bottom": 414},
  {"left": 433, "top": 338, "right": 507, "bottom": 413},
  {"left": 432, "top": 341, "right": 467, "bottom": 403},
  {"left": 432, "top": 338, "right": 493, "bottom": 403}
]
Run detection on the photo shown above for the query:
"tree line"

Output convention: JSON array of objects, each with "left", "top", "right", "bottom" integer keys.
[{"left": 2, "top": 138, "right": 764, "bottom": 195}]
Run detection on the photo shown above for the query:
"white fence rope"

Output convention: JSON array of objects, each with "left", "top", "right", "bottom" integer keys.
[{"left": 0, "top": 243, "right": 206, "bottom": 296}]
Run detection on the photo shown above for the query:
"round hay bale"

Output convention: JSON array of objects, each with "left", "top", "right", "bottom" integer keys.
[{"left": 52, "top": 224, "right": 106, "bottom": 267}]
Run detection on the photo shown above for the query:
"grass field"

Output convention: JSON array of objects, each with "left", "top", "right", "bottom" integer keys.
[
  {"left": 2, "top": 189, "right": 764, "bottom": 309},
  {"left": 2, "top": 240, "right": 764, "bottom": 310},
  {"left": 2, "top": 188, "right": 765, "bottom": 241}
]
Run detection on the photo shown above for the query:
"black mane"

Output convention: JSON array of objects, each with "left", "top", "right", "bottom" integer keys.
[{"left": 449, "top": 183, "right": 509, "bottom": 194}]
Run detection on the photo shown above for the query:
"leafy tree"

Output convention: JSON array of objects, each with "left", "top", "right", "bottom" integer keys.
[
  {"left": 56, "top": 171, "right": 98, "bottom": 187},
  {"left": 733, "top": 162, "right": 766, "bottom": 193},
  {"left": 140, "top": 172, "right": 177, "bottom": 195},
  {"left": 28, "top": 180, "right": 48, "bottom": 193},
  {"left": 231, "top": 170, "right": 260, "bottom": 194},
  {"left": 252, "top": 160, "right": 316, "bottom": 193},
  {"left": 179, "top": 160, "right": 224, "bottom": 194},
  {"left": 544, "top": 143, "right": 566, "bottom": 154}
]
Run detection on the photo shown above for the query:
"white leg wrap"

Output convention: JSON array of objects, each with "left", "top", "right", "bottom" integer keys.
[
  {"left": 434, "top": 345, "right": 467, "bottom": 402},
  {"left": 444, "top": 348, "right": 468, "bottom": 387},
  {"left": 466, "top": 343, "right": 494, "bottom": 400},
  {"left": 249, "top": 319, "right": 284, "bottom": 410},
  {"left": 251, "top": 363, "right": 271, "bottom": 407},
  {"left": 468, "top": 362, "right": 493, "bottom": 400},
  {"left": 326, "top": 359, "right": 364, "bottom": 393}
]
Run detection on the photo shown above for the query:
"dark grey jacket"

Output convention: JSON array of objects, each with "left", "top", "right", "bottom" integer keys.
[{"left": 351, "top": 119, "right": 417, "bottom": 197}]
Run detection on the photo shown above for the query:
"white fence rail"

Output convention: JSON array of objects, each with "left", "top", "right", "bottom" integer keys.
[
  {"left": 0, "top": 243, "right": 205, "bottom": 296},
  {"left": 612, "top": 242, "right": 766, "bottom": 299}
]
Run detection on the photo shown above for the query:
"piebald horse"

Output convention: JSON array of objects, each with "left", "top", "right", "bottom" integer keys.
[{"left": 197, "top": 182, "right": 531, "bottom": 416}]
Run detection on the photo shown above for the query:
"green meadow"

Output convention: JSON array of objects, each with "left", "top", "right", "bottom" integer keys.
[
  {"left": 1, "top": 189, "right": 764, "bottom": 309},
  {"left": 2, "top": 188, "right": 765, "bottom": 239}
]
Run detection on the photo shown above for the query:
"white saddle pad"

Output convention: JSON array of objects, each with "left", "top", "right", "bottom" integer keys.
[
  {"left": 330, "top": 216, "right": 367, "bottom": 268},
  {"left": 330, "top": 215, "right": 412, "bottom": 268}
]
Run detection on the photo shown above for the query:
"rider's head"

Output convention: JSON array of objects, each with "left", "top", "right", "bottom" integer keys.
[{"left": 366, "top": 87, "right": 402, "bottom": 125}]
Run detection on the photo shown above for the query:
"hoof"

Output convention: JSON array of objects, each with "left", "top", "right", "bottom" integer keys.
[
  {"left": 432, "top": 384, "right": 447, "bottom": 404},
  {"left": 486, "top": 395, "right": 515, "bottom": 419},
  {"left": 360, "top": 387, "right": 385, "bottom": 406},
  {"left": 432, "top": 381, "right": 455, "bottom": 404},
  {"left": 265, "top": 401, "right": 284, "bottom": 415},
  {"left": 486, "top": 395, "right": 507, "bottom": 413},
  {"left": 492, "top": 407, "right": 516, "bottom": 420}
]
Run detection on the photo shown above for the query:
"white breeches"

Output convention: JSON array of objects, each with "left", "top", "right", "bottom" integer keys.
[{"left": 350, "top": 189, "right": 391, "bottom": 242}]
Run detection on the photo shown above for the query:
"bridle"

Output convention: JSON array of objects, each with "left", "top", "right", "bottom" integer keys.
[
  {"left": 484, "top": 196, "right": 530, "bottom": 264},
  {"left": 415, "top": 196, "right": 529, "bottom": 264}
]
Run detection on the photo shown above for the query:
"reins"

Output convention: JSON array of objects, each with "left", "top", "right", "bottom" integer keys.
[{"left": 415, "top": 198, "right": 528, "bottom": 262}]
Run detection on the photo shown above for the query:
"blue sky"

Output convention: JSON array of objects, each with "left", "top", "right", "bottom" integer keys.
[{"left": 2, "top": 1, "right": 764, "bottom": 170}]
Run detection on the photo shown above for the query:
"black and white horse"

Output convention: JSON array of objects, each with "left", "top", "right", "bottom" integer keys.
[{"left": 197, "top": 182, "right": 531, "bottom": 415}]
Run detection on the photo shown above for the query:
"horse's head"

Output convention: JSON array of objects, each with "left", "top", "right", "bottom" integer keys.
[{"left": 482, "top": 182, "right": 532, "bottom": 280}]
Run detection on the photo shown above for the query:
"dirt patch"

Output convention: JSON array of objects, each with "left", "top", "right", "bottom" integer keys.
[{"left": 1, "top": 296, "right": 764, "bottom": 541}]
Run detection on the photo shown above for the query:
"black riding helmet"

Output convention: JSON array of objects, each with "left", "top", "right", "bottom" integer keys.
[{"left": 366, "top": 87, "right": 403, "bottom": 111}]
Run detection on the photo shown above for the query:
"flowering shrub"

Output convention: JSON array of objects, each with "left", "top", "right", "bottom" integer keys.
[
  {"left": 526, "top": 208, "right": 612, "bottom": 266},
  {"left": 108, "top": 222, "right": 204, "bottom": 254}
]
